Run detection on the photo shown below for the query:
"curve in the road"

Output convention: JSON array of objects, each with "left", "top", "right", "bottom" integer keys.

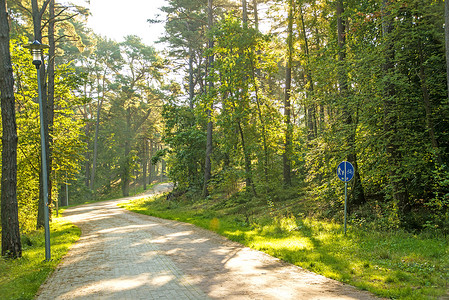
[{"left": 36, "top": 183, "right": 378, "bottom": 300}]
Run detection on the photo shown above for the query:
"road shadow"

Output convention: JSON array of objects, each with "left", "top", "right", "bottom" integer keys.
[{"left": 37, "top": 183, "right": 379, "bottom": 300}]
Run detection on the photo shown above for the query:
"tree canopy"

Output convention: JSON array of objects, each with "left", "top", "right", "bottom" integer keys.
[{"left": 1, "top": 0, "right": 449, "bottom": 258}]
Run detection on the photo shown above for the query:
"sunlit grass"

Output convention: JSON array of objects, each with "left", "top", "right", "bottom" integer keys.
[
  {"left": 0, "top": 216, "right": 80, "bottom": 300},
  {"left": 122, "top": 195, "right": 449, "bottom": 300}
]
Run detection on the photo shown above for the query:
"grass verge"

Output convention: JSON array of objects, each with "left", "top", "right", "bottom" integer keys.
[
  {"left": 121, "top": 194, "right": 449, "bottom": 300},
  {"left": 0, "top": 216, "right": 80, "bottom": 300}
]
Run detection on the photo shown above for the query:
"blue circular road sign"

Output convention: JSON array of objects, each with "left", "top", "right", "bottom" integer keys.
[{"left": 337, "top": 161, "right": 354, "bottom": 182}]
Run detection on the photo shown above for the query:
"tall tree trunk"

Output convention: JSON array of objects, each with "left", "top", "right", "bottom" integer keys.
[
  {"left": 242, "top": 0, "right": 248, "bottom": 25},
  {"left": 253, "top": 0, "right": 262, "bottom": 79},
  {"left": 32, "top": 0, "right": 52, "bottom": 229},
  {"left": 142, "top": 138, "right": 148, "bottom": 190},
  {"left": 47, "top": 0, "right": 55, "bottom": 208},
  {"left": 31, "top": 0, "right": 50, "bottom": 41},
  {"left": 198, "top": 55, "right": 205, "bottom": 94},
  {"left": 122, "top": 143, "right": 130, "bottom": 197},
  {"left": 90, "top": 71, "right": 105, "bottom": 191},
  {"left": 283, "top": 0, "right": 294, "bottom": 186},
  {"left": 203, "top": 0, "right": 214, "bottom": 197},
  {"left": 237, "top": 121, "right": 257, "bottom": 196},
  {"left": 250, "top": 61, "right": 269, "bottom": 182},
  {"left": 203, "top": 109, "right": 213, "bottom": 196},
  {"left": 149, "top": 139, "right": 154, "bottom": 184},
  {"left": 0, "top": 0, "right": 21, "bottom": 258},
  {"left": 418, "top": 38, "right": 442, "bottom": 165},
  {"left": 299, "top": 5, "right": 315, "bottom": 141},
  {"left": 161, "top": 158, "right": 166, "bottom": 181},
  {"left": 186, "top": 20, "right": 195, "bottom": 109},
  {"left": 336, "top": 0, "right": 346, "bottom": 89},
  {"left": 84, "top": 121, "right": 91, "bottom": 188},
  {"left": 314, "top": 17, "right": 324, "bottom": 134},
  {"left": 189, "top": 46, "right": 194, "bottom": 109},
  {"left": 253, "top": 0, "right": 259, "bottom": 31},
  {"left": 122, "top": 108, "right": 131, "bottom": 197},
  {"left": 337, "top": 0, "right": 365, "bottom": 209},
  {"left": 382, "top": 0, "right": 409, "bottom": 215},
  {"left": 445, "top": 0, "right": 449, "bottom": 103}
]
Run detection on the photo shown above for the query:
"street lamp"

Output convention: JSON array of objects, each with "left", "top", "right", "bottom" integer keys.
[{"left": 24, "top": 40, "right": 51, "bottom": 261}]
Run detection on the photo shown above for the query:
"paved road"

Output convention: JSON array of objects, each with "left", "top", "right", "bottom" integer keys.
[{"left": 36, "top": 183, "right": 378, "bottom": 300}]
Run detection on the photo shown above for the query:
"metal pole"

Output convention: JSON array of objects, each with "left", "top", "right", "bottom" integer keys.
[
  {"left": 65, "top": 171, "right": 69, "bottom": 206},
  {"left": 36, "top": 65, "right": 51, "bottom": 261},
  {"left": 344, "top": 181, "right": 348, "bottom": 235}
]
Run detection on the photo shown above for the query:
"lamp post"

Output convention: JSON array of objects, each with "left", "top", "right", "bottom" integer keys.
[{"left": 24, "top": 40, "right": 51, "bottom": 261}]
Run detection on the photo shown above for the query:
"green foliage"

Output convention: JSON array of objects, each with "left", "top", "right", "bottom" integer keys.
[
  {"left": 292, "top": 0, "right": 449, "bottom": 229},
  {"left": 161, "top": 104, "right": 206, "bottom": 189},
  {"left": 71, "top": 34, "right": 166, "bottom": 198},
  {"left": 4, "top": 36, "right": 86, "bottom": 233},
  {"left": 424, "top": 164, "right": 449, "bottom": 234},
  {"left": 158, "top": 0, "right": 207, "bottom": 67},
  {"left": 5, "top": 0, "right": 448, "bottom": 257},
  {"left": 202, "top": 13, "right": 284, "bottom": 195}
]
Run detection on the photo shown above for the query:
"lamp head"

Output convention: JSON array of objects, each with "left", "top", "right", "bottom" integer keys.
[{"left": 24, "top": 40, "right": 49, "bottom": 68}]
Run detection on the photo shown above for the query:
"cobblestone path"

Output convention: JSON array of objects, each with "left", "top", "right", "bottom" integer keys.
[{"left": 36, "top": 183, "right": 378, "bottom": 300}]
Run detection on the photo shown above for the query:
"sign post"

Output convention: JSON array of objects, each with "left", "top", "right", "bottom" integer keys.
[{"left": 337, "top": 161, "right": 354, "bottom": 235}]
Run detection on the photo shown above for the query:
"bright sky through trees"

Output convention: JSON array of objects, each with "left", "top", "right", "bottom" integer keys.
[{"left": 68, "top": 0, "right": 167, "bottom": 46}]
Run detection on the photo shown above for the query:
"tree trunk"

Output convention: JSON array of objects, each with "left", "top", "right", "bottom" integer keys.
[
  {"left": 122, "top": 108, "right": 131, "bottom": 197},
  {"left": 242, "top": 0, "right": 247, "bottom": 25},
  {"left": 0, "top": 0, "right": 21, "bottom": 258},
  {"left": 382, "top": 0, "right": 409, "bottom": 215},
  {"left": 418, "top": 38, "right": 441, "bottom": 165},
  {"left": 250, "top": 61, "right": 268, "bottom": 182},
  {"left": 47, "top": 0, "right": 55, "bottom": 208},
  {"left": 90, "top": 71, "right": 105, "bottom": 191},
  {"left": 149, "top": 139, "right": 154, "bottom": 184},
  {"left": 142, "top": 139, "right": 148, "bottom": 190},
  {"left": 84, "top": 121, "right": 91, "bottom": 188},
  {"left": 198, "top": 55, "right": 205, "bottom": 94},
  {"left": 32, "top": 0, "right": 52, "bottom": 229},
  {"left": 189, "top": 46, "right": 194, "bottom": 109},
  {"left": 161, "top": 158, "right": 166, "bottom": 181},
  {"left": 203, "top": 114, "right": 213, "bottom": 197},
  {"left": 203, "top": 0, "right": 214, "bottom": 197},
  {"left": 311, "top": 9, "right": 324, "bottom": 135},
  {"left": 237, "top": 121, "right": 257, "bottom": 196},
  {"left": 337, "top": 0, "right": 365, "bottom": 209},
  {"left": 253, "top": 0, "right": 259, "bottom": 31},
  {"left": 445, "top": 0, "right": 449, "bottom": 103},
  {"left": 31, "top": 0, "right": 50, "bottom": 41},
  {"left": 122, "top": 147, "right": 130, "bottom": 197},
  {"left": 299, "top": 5, "right": 315, "bottom": 141},
  {"left": 283, "top": 0, "right": 294, "bottom": 186}
]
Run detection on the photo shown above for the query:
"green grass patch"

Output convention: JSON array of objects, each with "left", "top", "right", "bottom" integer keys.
[
  {"left": 0, "top": 216, "right": 80, "bottom": 300},
  {"left": 121, "top": 194, "right": 449, "bottom": 300}
]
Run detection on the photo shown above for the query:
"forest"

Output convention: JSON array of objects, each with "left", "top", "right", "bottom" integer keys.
[{"left": 1, "top": 0, "right": 449, "bottom": 259}]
